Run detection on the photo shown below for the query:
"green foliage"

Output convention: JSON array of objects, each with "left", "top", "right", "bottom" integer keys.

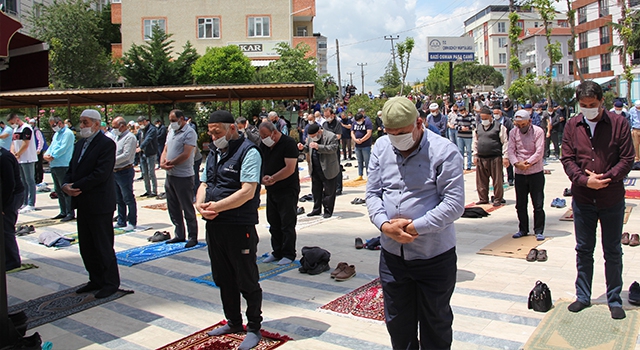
[
  {"left": 396, "top": 37, "right": 415, "bottom": 94},
  {"left": 507, "top": 74, "right": 543, "bottom": 104},
  {"left": 29, "top": 0, "right": 115, "bottom": 88},
  {"left": 508, "top": 11, "right": 523, "bottom": 78},
  {"left": 257, "top": 42, "right": 318, "bottom": 83},
  {"left": 376, "top": 61, "right": 402, "bottom": 93},
  {"left": 120, "top": 26, "right": 200, "bottom": 86},
  {"left": 192, "top": 45, "right": 255, "bottom": 84},
  {"left": 344, "top": 94, "right": 387, "bottom": 139},
  {"left": 550, "top": 83, "right": 575, "bottom": 110},
  {"left": 97, "top": 3, "right": 121, "bottom": 54},
  {"left": 423, "top": 61, "right": 504, "bottom": 96},
  {"left": 530, "top": 0, "right": 558, "bottom": 101},
  {"left": 314, "top": 74, "right": 338, "bottom": 101},
  {"left": 424, "top": 63, "right": 449, "bottom": 96},
  {"left": 603, "top": 90, "right": 617, "bottom": 110}
]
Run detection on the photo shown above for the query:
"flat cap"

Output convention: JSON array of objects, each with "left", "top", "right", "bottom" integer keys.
[{"left": 382, "top": 97, "right": 419, "bottom": 129}]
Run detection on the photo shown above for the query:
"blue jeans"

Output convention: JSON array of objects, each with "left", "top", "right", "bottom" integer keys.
[
  {"left": 572, "top": 200, "right": 625, "bottom": 307},
  {"left": 114, "top": 167, "right": 137, "bottom": 226},
  {"left": 447, "top": 128, "right": 457, "bottom": 143},
  {"left": 140, "top": 154, "right": 157, "bottom": 195},
  {"left": 456, "top": 137, "right": 472, "bottom": 169},
  {"left": 50, "top": 166, "right": 73, "bottom": 217},
  {"left": 19, "top": 162, "right": 36, "bottom": 207},
  {"left": 355, "top": 146, "right": 371, "bottom": 177}
]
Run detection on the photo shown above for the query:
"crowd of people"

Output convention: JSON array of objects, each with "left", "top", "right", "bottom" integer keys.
[{"left": 2, "top": 79, "right": 640, "bottom": 348}]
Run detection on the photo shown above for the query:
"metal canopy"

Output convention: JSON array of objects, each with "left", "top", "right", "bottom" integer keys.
[{"left": 0, "top": 83, "right": 315, "bottom": 109}]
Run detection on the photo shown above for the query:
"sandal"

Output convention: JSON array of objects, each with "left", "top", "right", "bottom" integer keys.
[
  {"left": 355, "top": 237, "right": 364, "bottom": 249},
  {"left": 537, "top": 249, "right": 548, "bottom": 262},
  {"left": 526, "top": 248, "right": 538, "bottom": 262}
]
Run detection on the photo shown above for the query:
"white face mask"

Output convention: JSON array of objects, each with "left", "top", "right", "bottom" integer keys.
[
  {"left": 431, "top": 111, "right": 438, "bottom": 116},
  {"left": 356, "top": 120, "right": 364, "bottom": 125},
  {"left": 481, "top": 119, "right": 492, "bottom": 127},
  {"left": 80, "top": 126, "right": 95, "bottom": 138},
  {"left": 309, "top": 135, "right": 320, "bottom": 142},
  {"left": 213, "top": 135, "right": 229, "bottom": 149},
  {"left": 52, "top": 125, "right": 61, "bottom": 132},
  {"left": 493, "top": 114, "right": 501, "bottom": 120},
  {"left": 261, "top": 135, "right": 275, "bottom": 147},
  {"left": 170, "top": 121, "right": 180, "bottom": 131},
  {"left": 112, "top": 129, "right": 121, "bottom": 137},
  {"left": 11, "top": 123, "right": 18, "bottom": 129},
  {"left": 581, "top": 106, "right": 600, "bottom": 121},
  {"left": 388, "top": 124, "right": 416, "bottom": 151},
  {"left": 307, "top": 120, "right": 315, "bottom": 124},
  {"left": 614, "top": 109, "right": 623, "bottom": 115}
]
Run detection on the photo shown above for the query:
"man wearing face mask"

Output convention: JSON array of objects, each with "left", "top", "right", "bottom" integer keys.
[
  {"left": 160, "top": 109, "right": 199, "bottom": 248},
  {"left": 492, "top": 106, "right": 515, "bottom": 186},
  {"left": 111, "top": 116, "right": 138, "bottom": 231},
  {"left": 0, "top": 120, "right": 14, "bottom": 151},
  {"left": 44, "top": 116, "right": 75, "bottom": 222},
  {"left": 561, "top": 81, "right": 635, "bottom": 320},
  {"left": 366, "top": 97, "right": 464, "bottom": 349},
  {"left": 427, "top": 103, "right": 447, "bottom": 137},
  {"left": 323, "top": 108, "right": 343, "bottom": 195},
  {"left": 473, "top": 107, "right": 509, "bottom": 207},
  {"left": 235, "top": 117, "right": 261, "bottom": 146},
  {"left": 62, "top": 109, "right": 120, "bottom": 298},
  {"left": 136, "top": 116, "right": 158, "bottom": 198},
  {"left": 258, "top": 122, "right": 299, "bottom": 265},
  {"left": 8, "top": 113, "right": 38, "bottom": 213},
  {"left": 508, "top": 110, "right": 546, "bottom": 241},
  {"left": 351, "top": 112, "right": 373, "bottom": 181},
  {"left": 196, "top": 110, "right": 264, "bottom": 350},
  {"left": 297, "top": 124, "right": 339, "bottom": 218}
]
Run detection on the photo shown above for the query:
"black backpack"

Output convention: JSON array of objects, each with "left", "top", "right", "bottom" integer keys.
[{"left": 528, "top": 280, "right": 553, "bottom": 312}]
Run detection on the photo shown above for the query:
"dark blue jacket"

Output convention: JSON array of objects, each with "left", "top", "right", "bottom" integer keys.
[{"left": 139, "top": 124, "right": 158, "bottom": 156}]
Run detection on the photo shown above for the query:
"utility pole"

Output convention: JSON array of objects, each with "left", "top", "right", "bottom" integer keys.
[
  {"left": 357, "top": 63, "right": 367, "bottom": 95},
  {"left": 384, "top": 35, "right": 400, "bottom": 66},
  {"left": 336, "top": 39, "right": 343, "bottom": 101},
  {"left": 346, "top": 72, "right": 355, "bottom": 86}
]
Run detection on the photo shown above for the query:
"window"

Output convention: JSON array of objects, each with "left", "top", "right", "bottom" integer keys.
[
  {"left": 601, "top": 53, "right": 611, "bottom": 71},
  {"left": 248, "top": 16, "right": 270, "bottom": 37},
  {"left": 631, "top": 0, "right": 640, "bottom": 7},
  {"left": 1, "top": 0, "right": 18, "bottom": 14},
  {"left": 111, "top": 0, "right": 121, "bottom": 3},
  {"left": 497, "top": 22, "right": 506, "bottom": 33},
  {"left": 517, "top": 21, "right": 523, "bottom": 29},
  {"left": 579, "top": 32, "right": 588, "bottom": 50},
  {"left": 498, "top": 37, "right": 507, "bottom": 47},
  {"left": 553, "top": 64, "right": 563, "bottom": 75},
  {"left": 578, "top": 6, "right": 587, "bottom": 24},
  {"left": 534, "top": 22, "right": 539, "bottom": 28},
  {"left": 599, "top": 26, "right": 610, "bottom": 45},
  {"left": 599, "top": 0, "right": 609, "bottom": 16},
  {"left": 144, "top": 19, "right": 166, "bottom": 40},
  {"left": 317, "top": 41, "right": 327, "bottom": 49},
  {"left": 569, "top": 61, "right": 574, "bottom": 75},
  {"left": 296, "top": 26, "right": 307, "bottom": 36},
  {"left": 198, "top": 18, "right": 220, "bottom": 39},
  {"left": 499, "top": 53, "right": 507, "bottom": 64},
  {"left": 579, "top": 57, "right": 589, "bottom": 74}
]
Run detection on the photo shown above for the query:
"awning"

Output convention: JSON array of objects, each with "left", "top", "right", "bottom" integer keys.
[
  {"left": 565, "top": 76, "right": 616, "bottom": 88},
  {"left": 0, "top": 11, "right": 22, "bottom": 57}
]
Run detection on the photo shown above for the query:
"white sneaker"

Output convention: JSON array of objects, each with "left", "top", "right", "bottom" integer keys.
[
  {"left": 19, "top": 205, "right": 35, "bottom": 214},
  {"left": 277, "top": 257, "right": 293, "bottom": 265},
  {"left": 262, "top": 254, "right": 277, "bottom": 263},
  {"left": 122, "top": 224, "right": 135, "bottom": 231},
  {"left": 113, "top": 222, "right": 123, "bottom": 228}
]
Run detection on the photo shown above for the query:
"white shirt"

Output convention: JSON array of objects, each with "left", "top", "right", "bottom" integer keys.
[{"left": 12, "top": 123, "right": 37, "bottom": 163}]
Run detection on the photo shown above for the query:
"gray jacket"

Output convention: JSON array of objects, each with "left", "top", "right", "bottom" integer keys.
[{"left": 303, "top": 129, "right": 340, "bottom": 179}]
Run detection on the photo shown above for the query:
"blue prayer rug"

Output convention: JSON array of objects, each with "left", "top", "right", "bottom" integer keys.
[
  {"left": 624, "top": 177, "right": 637, "bottom": 187},
  {"left": 116, "top": 241, "right": 206, "bottom": 266},
  {"left": 191, "top": 254, "right": 300, "bottom": 288}
]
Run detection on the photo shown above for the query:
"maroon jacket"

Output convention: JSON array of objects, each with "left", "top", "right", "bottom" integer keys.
[{"left": 561, "top": 110, "right": 635, "bottom": 208}]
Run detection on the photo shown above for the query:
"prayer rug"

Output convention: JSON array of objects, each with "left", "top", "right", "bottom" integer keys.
[
  {"left": 464, "top": 202, "right": 505, "bottom": 214},
  {"left": 624, "top": 177, "right": 637, "bottom": 187},
  {"left": 626, "top": 189, "right": 640, "bottom": 200},
  {"left": 524, "top": 299, "right": 640, "bottom": 350},
  {"left": 191, "top": 254, "right": 300, "bottom": 288},
  {"left": 8, "top": 285, "right": 133, "bottom": 330},
  {"left": 561, "top": 206, "right": 632, "bottom": 224},
  {"left": 477, "top": 233, "right": 552, "bottom": 260},
  {"left": 343, "top": 178, "right": 367, "bottom": 187},
  {"left": 143, "top": 202, "right": 168, "bottom": 211},
  {"left": 116, "top": 241, "right": 206, "bottom": 267},
  {"left": 16, "top": 218, "right": 65, "bottom": 229},
  {"left": 65, "top": 225, "right": 152, "bottom": 245},
  {"left": 319, "top": 278, "right": 384, "bottom": 322},
  {"left": 157, "top": 320, "right": 291, "bottom": 350},
  {"left": 6, "top": 263, "right": 39, "bottom": 274}
]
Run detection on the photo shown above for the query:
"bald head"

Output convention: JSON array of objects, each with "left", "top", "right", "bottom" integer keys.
[{"left": 112, "top": 116, "right": 127, "bottom": 131}]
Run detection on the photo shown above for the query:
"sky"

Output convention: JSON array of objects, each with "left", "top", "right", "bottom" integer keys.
[{"left": 315, "top": 0, "right": 569, "bottom": 95}]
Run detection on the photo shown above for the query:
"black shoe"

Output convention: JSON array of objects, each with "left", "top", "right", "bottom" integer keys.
[
  {"left": 185, "top": 239, "right": 198, "bottom": 248},
  {"left": 165, "top": 237, "right": 186, "bottom": 244},
  {"left": 610, "top": 306, "right": 626, "bottom": 319},
  {"left": 307, "top": 211, "right": 321, "bottom": 217},
  {"left": 139, "top": 192, "right": 150, "bottom": 197},
  {"left": 76, "top": 282, "right": 101, "bottom": 294},
  {"left": 296, "top": 207, "right": 305, "bottom": 215},
  {"left": 563, "top": 188, "right": 572, "bottom": 197},
  {"left": 323, "top": 213, "right": 332, "bottom": 218},
  {"left": 508, "top": 180, "right": 514, "bottom": 186},
  {"left": 629, "top": 281, "right": 640, "bottom": 305},
  {"left": 95, "top": 288, "right": 118, "bottom": 299},
  {"left": 52, "top": 213, "right": 66, "bottom": 219},
  {"left": 567, "top": 300, "right": 590, "bottom": 312},
  {"left": 336, "top": 190, "right": 342, "bottom": 196},
  {"left": 60, "top": 214, "right": 75, "bottom": 222},
  {"left": 156, "top": 193, "right": 167, "bottom": 200}
]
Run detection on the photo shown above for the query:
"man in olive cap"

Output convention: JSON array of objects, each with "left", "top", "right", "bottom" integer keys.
[{"left": 365, "top": 97, "right": 465, "bottom": 349}]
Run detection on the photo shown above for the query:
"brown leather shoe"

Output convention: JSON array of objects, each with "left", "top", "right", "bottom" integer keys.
[
  {"left": 330, "top": 262, "right": 348, "bottom": 279},
  {"left": 335, "top": 264, "right": 356, "bottom": 281},
  {"left": 630, "top": 234, "right": 640, "bottom": 247},
  {"left": 622, "top": 232, "right": 631, "bottom": 245}
]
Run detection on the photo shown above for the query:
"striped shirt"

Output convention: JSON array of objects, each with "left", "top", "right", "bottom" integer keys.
[{"left": 455, "top": 114, "right": 476, "bottom": 138}]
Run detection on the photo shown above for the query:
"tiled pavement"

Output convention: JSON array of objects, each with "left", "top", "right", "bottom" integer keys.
[{"left": 8, "top": 157, "right": 640, "bottom": 349}]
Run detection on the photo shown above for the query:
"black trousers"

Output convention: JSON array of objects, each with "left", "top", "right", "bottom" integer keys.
[
  {"left": 311, "top": 169, "right": 337, "bottom": 215},
  {"left": 506, "top": 164, "right": 514, "bottom": 183},
  {"left": 206, "top": 221, "right": 262, "bottom": 332},
  {"left": 266, "top": 187, "right": 299, "bottom": 260},
  {"left": 77, "top": 210, "right": 120, "bottom": 291},
  {"left": 545, "top": 131, "right": 560, "bottom": 158},
  {"left": 380, "top": 247, "right": 457, "bottom": 350},
  {"left": 515, "top": 171, "right": 546, "bottom": 235},
  {"left": 165, "top": 175, "right": 198, "bottom": 241},
  {"left": 336, "top": 149, "right": 343, "bottom": 193},
  {"left": 35, "top": 152, "right": 44, "bottom": 184},
  {"left": 3, "top": 192, "right": 24, "bottom": 271}
]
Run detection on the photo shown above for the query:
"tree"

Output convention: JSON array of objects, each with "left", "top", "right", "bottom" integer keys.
[
  {"left": 120, "top": 25, "right": 200, "bottom": 86},
  {"left": 423, "top": 61, "right": 504, "bottom": 96},
  {"left": 376, "top": 60, "right": 402, "bottom": 94},
  {"left": 507, "top": 74, "right": 543, "bottom": 104},
  {"left": 550, "top": 83, "right": 575, "bottom": 114},
  {"left": 508, "top": 11, "right": 523, "bottom": 80},
  {"left": 530, "top": 0, "right": 561, "bottom": 104},
  {"left": 256, "top": 42, "right": 318, "bottom": 83},
  {"left": 97, "top": 3, "right": 121, "bottom": 54},
  {"left": 192, "top": 45, "right": 255, "bottom": 84},
  {"left": 611, "top": 4, "right": 640, "bottom": 105},
  {"left": 29, "top": 0, "right": 115, "bottom": 88},
  {"left": 396, "top": 37, "right": 415, "bottom": 95}
]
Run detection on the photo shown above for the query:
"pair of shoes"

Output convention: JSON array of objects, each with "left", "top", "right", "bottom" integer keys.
[
  {"left": 262, "top": 253, "right": 278, "bottom": 263},
  {"left": 148, "top": 231, "right": 171, "bottom": 242},
  {"left": 355, "top": 176, "right": 363, "bottom": 181},
  {"left": 16, "top": 225, "right": 35, "bottom": 236},
  {"left": 536, "top": 233, "right": 545, "bottom": 241},
  {"left": 52, "top": 213, "right": 66, "bottom": 219},
  {"left": 512, "top": 231, "right": 528, "bottom": 238},
  {"left": 60, "top": 214, "right": 75, "bottom": 222},
  {"left": 351, "top": 198, "right": 366, "bottom": 205},
  {"left": 19, "top": 205, "right": 35, "bottom": 214},
  {"left": 344, "top": 162, "right": 353, "bottom": 167},
  {"left": 563, "top": 188, "right": 572, "bottom": 197},
  {"left": 185, "top": 239, "right": 198, "bottom": 248},
  {"left": 307, "top": 211, "right": 321, "bottom": 217},
  {"left": 165, "top": 237, "right": 186, "bottom": 244},
  {"left": 76, "top": 282, "right": 101, "bottom": 294},
  {"left": 629, "top": 281, "right": 640, "bottom": 305},
  {"left": 299, "top": 194, "right": 313, "bottom": 202},
  {"left": 551, "top": 198, "right": 566, "bottom": 208},
  {"left": 296, "top": 207, "right": 305, "bottom": 215},
  {"left": 277, "top": 257, "right": 293, "bottom": 265},
  {"left": 207, "top": 323, "right": 244, "bottom": 337},
  {"left": 355, "top": 237, "right": 364, "bottom": 249},
  {"left": 526, "top": 248, "right": 547, "bottom": 262},
  {"left": 322, "top": 213, "right": 332, "bottom": 218},
  {"left": 332, "top": 263, "right": 356, "bottom": 281},
  {"left": 156, "top": 193, "right": 167, "bottom": 200}
]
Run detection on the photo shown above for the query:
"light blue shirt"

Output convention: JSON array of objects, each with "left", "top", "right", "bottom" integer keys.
[
  {"left": 0, "top": 125, "right": 13, "bottom": 150},
  {"left": 629, "top": 107, "right": 640, "bottom": 129},
  {"left": 44, "top": 126, "right": 75, "bottom": 168},
  {"left": 365, "top": 130, "right": 465, "bottom": 260},
  {"left": 200, "top": 148, "right": 261, "bottom": 183}
]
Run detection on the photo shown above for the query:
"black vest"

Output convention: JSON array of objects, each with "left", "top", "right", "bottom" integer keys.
[
  {"left": 476, "top": 120, "right": 503, "bottom": 158},
  {"left": 204, "top": 135, "right": 261, "bottom": 225}
]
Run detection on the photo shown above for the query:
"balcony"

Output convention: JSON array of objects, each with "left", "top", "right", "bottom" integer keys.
[{"left": 630, "top": 0, "right": 640, "bottom": 8}]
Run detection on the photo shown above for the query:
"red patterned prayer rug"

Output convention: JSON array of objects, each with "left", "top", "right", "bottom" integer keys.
[
  {"left": 319, "top": 278, "right": 385, "bottom": 323},
  {"left": 157, "top": 321, "right": 292, "bottom": 350},
  {"left": 626, "top": 189, "right": 640, "bottom": 200}
]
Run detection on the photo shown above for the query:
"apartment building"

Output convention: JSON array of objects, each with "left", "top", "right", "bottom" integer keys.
[
  {"left": 110, "top": 0, "right": 327, "bottom": 74},
  {"left": 517, "top": 27, "right": 573, "bottom": 84},
  {"left": 0, "top": 0, "right": 56, "bottom": 34},
  {"left": 464, "top": 5, "right": 567, "bottom": 82},
  {"left": 573, "top": 0, "right": 640, "bottom": 100}
]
